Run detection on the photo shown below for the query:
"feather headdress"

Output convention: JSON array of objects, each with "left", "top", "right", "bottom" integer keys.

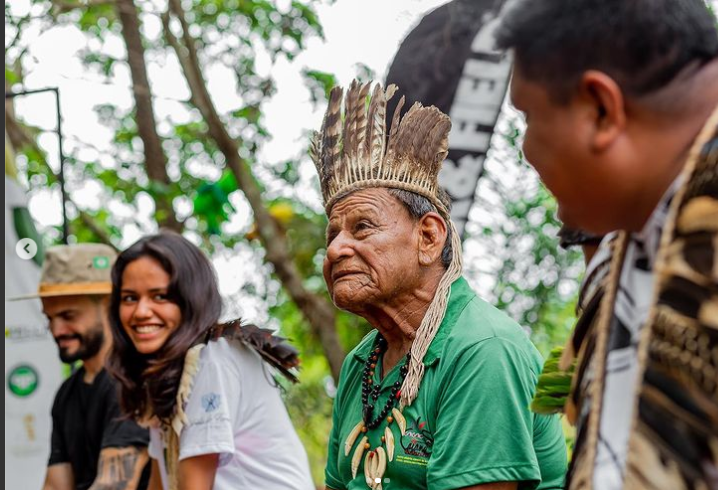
[
  {"left": 311, "top": 80, "right": 452, "bottom": 219},
  {"left": 311, "top": 80, "right": 462, "bottom": 408}
]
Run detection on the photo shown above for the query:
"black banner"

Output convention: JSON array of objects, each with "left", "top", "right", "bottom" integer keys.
[{"left": 386, "top": 0, "right": 512, "bottom": 237}]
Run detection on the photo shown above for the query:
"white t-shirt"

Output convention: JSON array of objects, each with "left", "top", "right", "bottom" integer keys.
[{"left": 148, "top": 337, "right": 314, "bottom": 490}]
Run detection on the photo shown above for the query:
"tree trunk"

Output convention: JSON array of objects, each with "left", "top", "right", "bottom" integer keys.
[
  {"left": 115, "top": 0, "right": 181, "bottom": 232},
  {"left": 163, "top": 1, "right": 346, "bottom": 380}
]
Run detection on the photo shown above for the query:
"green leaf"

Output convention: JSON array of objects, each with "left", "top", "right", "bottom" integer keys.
[
  {"left": 302, "top": 69, "right": 337, "bottom": 105},
  {"left": 5, "top": 66, "right": 19, "bottom": 85}
]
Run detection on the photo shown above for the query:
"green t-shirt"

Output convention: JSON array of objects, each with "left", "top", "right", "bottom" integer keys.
[{"left": 325, "top": 277, "right": 567, "bottom": 490}]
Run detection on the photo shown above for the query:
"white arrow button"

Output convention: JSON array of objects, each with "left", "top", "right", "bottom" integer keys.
[{"left": 16, "top": 238, "right": 38, "bottom": 260}]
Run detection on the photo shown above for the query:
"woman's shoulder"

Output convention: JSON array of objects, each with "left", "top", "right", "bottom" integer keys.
[{"left": 201, "top": 336, "right": 262, "bottom": 369}]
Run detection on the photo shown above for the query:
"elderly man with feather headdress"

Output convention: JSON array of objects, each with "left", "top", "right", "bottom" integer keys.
[{"left": 312, "top": 80, "right": 567, "bottom": 490}]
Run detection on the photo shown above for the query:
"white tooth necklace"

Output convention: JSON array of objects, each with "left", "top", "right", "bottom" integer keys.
[{"left": 344, "top": 335, "right": 410, "bottom": 489}]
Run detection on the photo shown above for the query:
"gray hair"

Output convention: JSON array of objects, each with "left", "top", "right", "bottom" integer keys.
[{"left": 388, "top": 189, "right": 453, "bottom": 268}]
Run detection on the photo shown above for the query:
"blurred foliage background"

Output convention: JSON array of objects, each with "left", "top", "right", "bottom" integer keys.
[{"left": 4, "top": 0, "right": 603, "bottom": 484}]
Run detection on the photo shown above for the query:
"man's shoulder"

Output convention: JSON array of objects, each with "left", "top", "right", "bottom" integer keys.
[
  {"left": 201, "top": 336, "right": 268, "bottom": 377},
  {"left": 443, "top": 291, "right": 543, "bottom": 370},
  {"left": 53, "top": 368, "right": 82, "bottom": 402},
  {"left": 453, "top": 293, "right": 532, "bottom": 345}
]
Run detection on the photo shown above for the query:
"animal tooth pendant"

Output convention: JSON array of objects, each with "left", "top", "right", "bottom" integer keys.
[
  {"left": 370, "top": 449, "right": 380, "bottom": 489},
  {"left": 392, "top": 408, "right": 406, "bottom": 435},
  {"left": 375, "top": 446, "right": 387, "bottom": 486},
  {"left": 345, "top": 420, "right": 365, "bottom": 456},
  {"left": 351, "top": 436, "right": 368, "bottom": 479},
  {"left": 384, "top": 426, "right": 395, "bottom": 461},
  {"left": 364, "top": 451, "right": 373, "bottom": 487}
]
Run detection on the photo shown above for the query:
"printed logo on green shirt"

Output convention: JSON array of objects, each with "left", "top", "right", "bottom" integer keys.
[
  {"left": 399, "top": 415, "right": 433, "bottom": 460},
  {"left": 395, "top": 455, "right": 429, "bottom": 467}
]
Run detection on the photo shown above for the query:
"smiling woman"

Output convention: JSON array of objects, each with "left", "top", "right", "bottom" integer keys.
[
  {"left": 118, "top": 256, "right": 182, "bottom": 355},
  {"left": 106, "top": 232, "right": 314, "bottom": 490}
]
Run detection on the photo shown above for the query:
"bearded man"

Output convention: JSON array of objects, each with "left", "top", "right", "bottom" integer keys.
[{"left": 14, "top": 244, "right": 150, "bottom": 490}]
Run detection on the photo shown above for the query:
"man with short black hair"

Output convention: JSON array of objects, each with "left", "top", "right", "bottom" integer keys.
[
  {"left": 14, "top": 244, "right": 150, "bottom": 490},
  {"left": 495, "top": 1, "right": 718, "bottom": 489}
]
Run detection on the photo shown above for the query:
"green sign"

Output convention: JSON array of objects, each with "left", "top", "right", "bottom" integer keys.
[{"left": 7, "top": 364, "right": 39, "bottom": 397}]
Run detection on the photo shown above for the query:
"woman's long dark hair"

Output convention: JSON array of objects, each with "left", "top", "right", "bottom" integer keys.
[{"left": 107, "top": 232, "right": 223, "bottom": 422}]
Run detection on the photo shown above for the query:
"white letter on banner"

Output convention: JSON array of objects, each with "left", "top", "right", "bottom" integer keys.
[{"left": 439, "top": 154, "right": 486, "bottom": 200}]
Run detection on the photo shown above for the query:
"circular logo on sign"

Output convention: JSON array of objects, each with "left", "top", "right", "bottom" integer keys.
[
  {"left": 93, "top": 256, "right": 110, "bottom": 269},
  {"left": 8, "top": 365, "right": 39, "bottom": 397}
]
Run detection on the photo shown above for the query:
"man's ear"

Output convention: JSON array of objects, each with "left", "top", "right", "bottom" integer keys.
[
  {"left": 578, "top": 70, "right": 626, "bottom": 152},
  {"left": 417, "top": 213, "right": 447, "bottom": 266}
]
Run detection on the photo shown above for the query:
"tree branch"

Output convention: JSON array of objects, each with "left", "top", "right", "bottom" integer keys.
[
  {"left": 114, "top": 0, "right": 181, "bottom": 232},
  {"left": 163, "top": 1, "right": 346, "bottom": 380},
  {"left": 5, "top": 107, "right": 35, "bottom": 151},
  {"left": 77, "top": 208, "right": 119, "bottom": 250}
]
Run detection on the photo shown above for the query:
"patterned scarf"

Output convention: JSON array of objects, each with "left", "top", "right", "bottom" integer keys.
[{"left": 565, "top": 105, "right": 718, "bottom": 490}]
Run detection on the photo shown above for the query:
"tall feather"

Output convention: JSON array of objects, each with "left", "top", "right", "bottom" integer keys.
[
  {"left": 343, "top": 81, "right": 363, "bottom": 160},
  {"left": 364, "top": 84, "right": 381, "bottom": 157},
  {"left": 309, "top": 131, "right": 322, "bottom": 170},
  {"left": 384, "top": 84, "right": 398, "bottom": 103},
  {"left": 378, "top": 84, "right": 398, "bottom": 177},
  {"left": 366, "top": 84, "right": 388, "bottom": 176},
  {"left": 353, "top": 83, "right": 371, "bottom": 156},
  {"left": 425, "top": 112, "right": 451, "bottom": 167},
  {"left": 392, "top": 102, "right": 423, "bottom": 157},
  {"left": 386, "top": 95, "right": 405, "bottom": 157},
  {"left": 318, "top": 86, "right": 343, "bottom": 197},
  {"left": 410, "top": 109, "right": 440, "bottom": 162}
]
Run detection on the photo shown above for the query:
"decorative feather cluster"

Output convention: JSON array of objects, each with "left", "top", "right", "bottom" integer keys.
[
  {"left": 311, "top": 79, "right": 451, "bottom": 216},
  {"left": 207, "top": 319, "right": 300, "bottom": 383}
]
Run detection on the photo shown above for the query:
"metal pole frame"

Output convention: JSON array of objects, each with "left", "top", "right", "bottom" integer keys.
[{"left": 5, "top": 87, "right": 69, "bottom": 244}]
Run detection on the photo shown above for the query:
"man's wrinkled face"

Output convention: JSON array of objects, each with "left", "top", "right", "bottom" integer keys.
[
  {"left": 323, "top": 188, "right": 420, "bottom": 314},
  {"left": 42, "top": 295, "right": 107, "bottom": 364},
  {"left": 510, "top": 68, "right": 627, "bottom": 234}
]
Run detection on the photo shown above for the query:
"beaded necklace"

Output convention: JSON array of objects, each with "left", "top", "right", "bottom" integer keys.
[{"left": 345, "top": 334, "right": 410, "bottom": 489}]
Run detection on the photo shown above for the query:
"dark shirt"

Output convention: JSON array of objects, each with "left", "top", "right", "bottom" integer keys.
[{"left": 49, "top": 367, "right": 150, "bottom": 490}]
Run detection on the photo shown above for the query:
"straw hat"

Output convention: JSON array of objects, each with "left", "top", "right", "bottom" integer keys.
[{"left": 10, "top": 243, "right": 116, "bottom": 300}]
